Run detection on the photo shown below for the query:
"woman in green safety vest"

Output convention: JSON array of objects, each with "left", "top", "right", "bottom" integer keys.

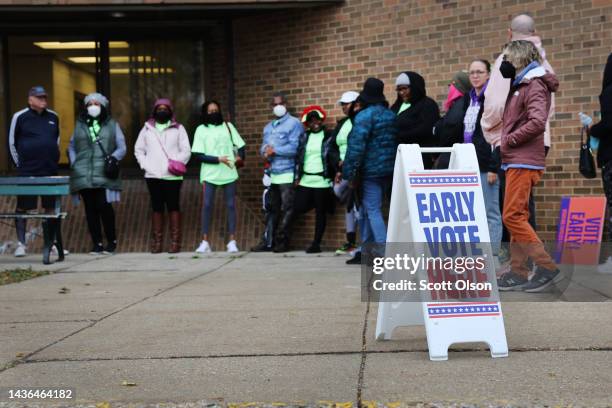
[{"left": 293, "top": 105, "right": 339, "bottom": 253}]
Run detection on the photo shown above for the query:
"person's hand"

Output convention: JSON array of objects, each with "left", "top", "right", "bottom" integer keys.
[
  {"left": 334, "top": 172, "right": 342, "bottom": 185},
  {"left": 487, "top": 172, "right": 497, "bottom": 184},
  {"left": 219, "top": 156, "right": 233, "bottom": 168},
  {"left": 265, "top": 146, "right": 275, "bottom": 157}
]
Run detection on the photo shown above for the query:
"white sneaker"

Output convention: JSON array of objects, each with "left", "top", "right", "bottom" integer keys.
[
  {"left": 195, "top": 240, "right": 211, "bottom": 254},
  {"left": 14, "top": 242, "right": 26, "bottom": 257},
  {"left": 226, "top": 240, "right": 239, "bottom": 253},
  {"left": 51, "top": 246, "right": 70, "bottom": 256},
  {"left": 597, "top": 256, "right": 612, "bottom": 274}
]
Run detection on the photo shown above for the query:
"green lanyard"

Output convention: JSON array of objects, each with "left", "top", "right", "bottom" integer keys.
[{"left": 88, "top": 120, "right": 101, "bottom": 142}]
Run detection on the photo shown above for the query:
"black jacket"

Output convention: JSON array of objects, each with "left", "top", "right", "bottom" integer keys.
[
  {"left": 592, "top": 53, "right": 612, "bottom": 168},
  {"left": 434, "top": 92, "right": 499, "bottom": 173},
  {"left": 391, "top": 71, "right": 440, "bottom": 168},
  {"left": 295, "top": 128, "right": 339, "bottom": 182}
]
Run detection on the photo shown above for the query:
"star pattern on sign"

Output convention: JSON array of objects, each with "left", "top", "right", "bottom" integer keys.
[
  {"left": 428, "top": 304, "right": 500, "bottom": 316},
  {"left": 409, "top": 176, "right": 479, "bottom": 185}
]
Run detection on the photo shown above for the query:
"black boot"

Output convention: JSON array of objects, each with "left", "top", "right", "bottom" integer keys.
[
  {"left": 52, "top": 219, "right": 65, "bottom": 262},
  {"left": 42, "top": 219, "right": 53, "bottom": 265}
]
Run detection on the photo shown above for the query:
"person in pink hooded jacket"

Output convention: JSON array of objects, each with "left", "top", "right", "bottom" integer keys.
[{"left": 481, "top": 14, "right": 555, "bottom": 244}]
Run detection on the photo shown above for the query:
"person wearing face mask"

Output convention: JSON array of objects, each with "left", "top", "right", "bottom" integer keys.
[
  {"left": 9, "top": 86, "right": 61, "bottom": 260},
  {"left": 134, "top": 98, "right": 191, "bottom": 254},
  {"left": 68, "top": 93, "right": 126, "bottom": 255},
  {"left": 495, "top": 40, "right": 560, "bottom": 293},
  {"left": 332, "top": 91, "right": 360, "bottom": 255},
  {"left": 293, "top": 106, "right": 339, "bottom": 253},
  {"left": 191, "top": 100, "right": 246, "bottom": 254},
  {"left": 252, "top": 92, "right": 303, "bottom": 253},
  {"left": 391, "top": 71, "right": 440, "bottom": 169},
  {"left": 433, "top": 71, "right": 472, "bottom": 169},
  {"left": 482, "top": 14, "right": 556, "bottom": 242}
]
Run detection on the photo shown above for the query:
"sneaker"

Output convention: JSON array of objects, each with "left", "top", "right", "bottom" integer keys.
[
  {"left": 51, "top": 246, "right": 70, "bottom": 257},
  {"left": 273, "top": 242, "right": 290, "bottom": 253},
  {"left": 335, "top": 242, "right": 356, "bottom": 255},
  {"left": 346, "top": 251, "right": 362, "bottom": 265},
  {"left": 497, "top": 271, "right": 528, "bottom": 291},
  {"left": 14, "top": 242, "right": 26, "bottom": 257},
  {"left": 597, "top": 256, "right": 612, "bottom": 274},
  {"left": 104, "top": 241, "right": 117, "bottom": 255},
  {"left": 523, "top": 267, "right": 564, "bottom": 293},
  {"left": 227, "top": 240, "right": 239, "bottom": 253},
  {"left": 306, "top": 242, "right": 321, "bottom": 254},
  {"left": 89, "top": 243, "right": 105, "bottom": 255},
  {"left": 195, "top": 240, "right": 212, "bottom": 254}
]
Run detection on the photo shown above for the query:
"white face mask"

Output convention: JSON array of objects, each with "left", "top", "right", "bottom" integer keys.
[
  {"left": 273, "top": 104, "right": 287, "bottom": 118},
  {"left": 87, "top": 105, "right": 101, "bottom": 118}
]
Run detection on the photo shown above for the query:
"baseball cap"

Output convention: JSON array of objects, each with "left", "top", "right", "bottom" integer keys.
[
  {"left": 28, "top": 86, "right": 47, "bottom": 97},
  {"left": 338, "top": 91, "right": 359, "bottom": 105}
]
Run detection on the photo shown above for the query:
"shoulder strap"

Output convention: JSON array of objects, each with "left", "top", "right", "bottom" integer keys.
[
  {"left": 151, "top": 127, "right": 170, "bottom": 160},
  {"left": 224, "top": 122, "right": 237, "bottom": 147}
]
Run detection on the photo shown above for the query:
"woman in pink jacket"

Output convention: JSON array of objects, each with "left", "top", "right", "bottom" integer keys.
[{"left": 135, "top": 99, "right": 191, "bottom": 254}]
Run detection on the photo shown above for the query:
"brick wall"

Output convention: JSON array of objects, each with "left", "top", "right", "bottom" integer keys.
[{"left": 232, "top": 0, "right": 612, "bottom": 244}]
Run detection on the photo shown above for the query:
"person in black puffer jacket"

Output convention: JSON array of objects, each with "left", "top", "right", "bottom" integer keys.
[
  {"left": 591, "top": 53, "right": 612, "bottom": 245},
  {"left": 391, "top": 71, "right": 440, "bottom": 169}
]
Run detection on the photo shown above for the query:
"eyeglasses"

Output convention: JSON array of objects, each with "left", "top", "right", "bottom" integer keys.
[{"left": 469, "top": 71, "right": 488, "bottom": 76}]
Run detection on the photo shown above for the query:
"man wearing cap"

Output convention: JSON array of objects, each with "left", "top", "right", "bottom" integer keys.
[
  {"left": 342, "top": 78, "right": 398, "bottom": 264},
  {"left": 255, "top": 92, "right": 304, "bottom": 253},
  {"left": 9, "top": 86, "right": 61, "bottom": 258},
  {"left": 333, "top": 90, "right": 360, "bottom": 255}
]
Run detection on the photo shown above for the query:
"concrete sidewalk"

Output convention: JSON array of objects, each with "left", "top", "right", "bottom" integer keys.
[{"left": 0, "top": 252, "right": 611, "bottom": 407}]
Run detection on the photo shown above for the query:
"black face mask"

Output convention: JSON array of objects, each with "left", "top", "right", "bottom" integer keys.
[
  {"left": 500, "top": 61, "right": 517, "bottom": 80},
  {"left": 204, "top": 112, "right": 223, "bottom": 126},
  {"left": 154, "top": 110, "right": 171, "bottom": 124}
]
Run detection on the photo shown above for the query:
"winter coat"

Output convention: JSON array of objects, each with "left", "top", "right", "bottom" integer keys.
[
  {"left": 591, "top": 53, "right": 612, "bottom": 168},
  {"left": 342, "top": 104, "right": 398, "bottom": 181},
  {"left": 501, "top": 67, "right": 559, "bottom": 168},
  {"left": 295, "top": 128, "right": 340, "bottom": 181}
]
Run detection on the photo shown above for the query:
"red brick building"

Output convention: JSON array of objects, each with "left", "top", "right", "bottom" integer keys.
[{"left": 0, "top": 0, "right": 610, "bottom": 253}]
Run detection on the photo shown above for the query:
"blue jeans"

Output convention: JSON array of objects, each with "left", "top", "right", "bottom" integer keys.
[
  {"left": 481, "top": 172, "right": 502, "bottom": 255},
  {"left": 359, "top": 177, "right": 391, "bottom": 245}
]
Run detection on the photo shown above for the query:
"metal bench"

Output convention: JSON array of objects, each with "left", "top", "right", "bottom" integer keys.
[{"left": 0, "top": 176, "right": 70, "bottom": 264}]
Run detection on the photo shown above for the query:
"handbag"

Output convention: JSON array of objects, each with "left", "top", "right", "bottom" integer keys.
[
  {"left": 94, "top": 138, "right": 120, "bottom": 180},
  {"left": 225, "top": 122, "right": 244, "bottom": 169},
  {"left": 579, "top": 126, "right": 596, "bottom": 179},
  {"left": 154, "top": 132, "right": 186, "bottom": 176}
]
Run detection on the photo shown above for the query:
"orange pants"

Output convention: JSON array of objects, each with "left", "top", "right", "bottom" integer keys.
[{"left": 503, "top": 168, "right": 557, "bottom": 278}]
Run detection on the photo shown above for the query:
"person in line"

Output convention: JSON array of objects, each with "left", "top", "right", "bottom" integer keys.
[
  {"left": 588, "top": 53, "right": 612, "bottom": 272},
  {"left": 391, "top": 71, "right": 440, "bottom": 169},
  {"left": 9, "top": 86, "right": 61, "bottom": 261},
  {"left": 481, "top": 13, "right": 556, "bottom": 242},
  {"left": 332, "top": 91, "right": 360, "bottom": 255},
  {"left": 433, "top": 71, "right": 471, "bottom": 169},
  {"left": 343, "top": 78, "right": 398, "bottom": 264},
  {"left": 68, "top": 92, "right": 126, "bottom": 255},
  {"left": 293, "top": 106, "right": 339, "bottom": 253},
  {"left": 191, "top": 100, "right": 246, "bottom": 253},
  {"left": 496, "top": 40, "right": 560, "bottom": 292},
  {"left": 134, "top": 98, "right": 191, "bottom": 254},
  {"left": 438, "top": 61, "right": 502, "bottom": 257},
  {"left": 253, "top": 92, "right": 303, "bottom": 253}
]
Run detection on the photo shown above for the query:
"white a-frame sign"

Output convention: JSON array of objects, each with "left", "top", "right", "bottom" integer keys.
[{"left": 375, "top": 144, "right": 508, "bottom": 361}]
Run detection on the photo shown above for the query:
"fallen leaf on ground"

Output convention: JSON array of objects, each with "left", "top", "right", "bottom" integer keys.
[
  {"left": 58, "top": 287, "right": 70, "bottom": 294},
  {"left": 15, "top": 352, "right": 25, "bottom": 358},
  {"left": 121, "top": 380, "right": 137, "bottom": 386}
]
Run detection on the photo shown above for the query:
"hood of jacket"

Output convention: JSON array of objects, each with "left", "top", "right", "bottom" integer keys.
[
  {"left": 147, "top": 98, "right": 179, "bottom": 128},
  {"left": 391, "top": 71, "right": 427, "bottom": 110},
  {"left": 518, "top": 66, "right": 559, "bottom": 93}
]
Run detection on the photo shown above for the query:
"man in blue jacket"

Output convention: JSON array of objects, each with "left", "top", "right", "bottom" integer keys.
[
  {"left": 254, "top": 92, "right": 304, "bottom": 253},
  {"left": 9, "top": 86, "right": 61, "bottom": 258},
  {"left": 343, "top": 78, "right": 398, "bottom": 264}
]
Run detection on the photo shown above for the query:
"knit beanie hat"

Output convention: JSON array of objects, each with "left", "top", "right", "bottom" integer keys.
[{"left": 84, "top": 92, "right": 109, "bottom": 108}]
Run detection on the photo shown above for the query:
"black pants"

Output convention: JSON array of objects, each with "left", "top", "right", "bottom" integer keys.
[
  {"left": 80, "top": 188, "right": 116, "bottom": 246},
  {"left": 602, "top": 163, "right": 612, "bottom": 242},
  {"left": 146, "top": 179, "right": 182, "bottom": 212},
  {"left": 270, "top": 183, "right": 295, "bottom": 245},
  {"left": 294, "top": 186, "right": 332, "bottom": 244}
]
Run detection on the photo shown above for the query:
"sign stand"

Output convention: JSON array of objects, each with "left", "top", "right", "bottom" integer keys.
[{"left": 375, "top": 144, "right": 508, "bottom": 361}]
